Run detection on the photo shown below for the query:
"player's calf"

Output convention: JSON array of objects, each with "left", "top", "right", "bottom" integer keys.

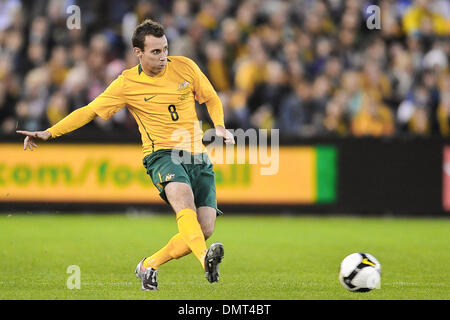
[{"left": 197, "top": 206, "right": 217, "bottom": 240}]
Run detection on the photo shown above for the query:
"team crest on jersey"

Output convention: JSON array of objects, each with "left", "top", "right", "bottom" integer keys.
[
  {"left": 177, "top": 81, "right": 190, "bottom": 91},
  {"left": 165, "top": 173, "right": 175, "bottom": 182},
  {"left": 178, "top": 81, "right": 191, "bottom": 101}
]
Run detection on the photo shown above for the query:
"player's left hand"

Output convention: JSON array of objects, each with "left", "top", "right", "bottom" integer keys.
[{"left": 215, "top": 125, "right": 235, "bottom": 144}]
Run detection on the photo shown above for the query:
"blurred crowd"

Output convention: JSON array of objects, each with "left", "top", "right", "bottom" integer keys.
[{"left": 0, "top": 0, "right": 449, "bottom": 139}]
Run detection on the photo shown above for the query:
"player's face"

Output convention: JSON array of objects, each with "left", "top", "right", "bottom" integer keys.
[{"left": 137, "top": 35, "right": 168, "bottom": 76}]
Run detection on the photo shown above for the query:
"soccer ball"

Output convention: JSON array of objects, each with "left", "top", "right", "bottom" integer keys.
[{"left": 339, "top": 253, "right": 381, "bottom": 292}]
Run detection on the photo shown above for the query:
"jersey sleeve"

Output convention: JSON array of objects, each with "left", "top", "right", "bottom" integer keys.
[
  {"left": 205, "top": 95, "right": 225, "bottom": 127},
  {"left": 87, "top": 75, "right": 126, "bottom": 120},
  {"left": 46, "top": 105, "right": 97, "bottom": 138},
  {"left": 187, "top": 59, "right": 225, "bottom": 127}
]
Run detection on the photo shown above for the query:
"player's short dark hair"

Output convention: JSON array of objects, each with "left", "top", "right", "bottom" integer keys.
[{"left": 132, "top": 19, "right": 165, "bottom": 51}]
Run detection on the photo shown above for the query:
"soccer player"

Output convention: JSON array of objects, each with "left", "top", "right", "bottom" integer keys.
[{"left": 16, "top": 19, "right": 235, "bottom": 291}]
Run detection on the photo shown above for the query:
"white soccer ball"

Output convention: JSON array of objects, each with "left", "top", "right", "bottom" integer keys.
[{"left": 339, "top": 252, "right": 381, "bottom": 292}]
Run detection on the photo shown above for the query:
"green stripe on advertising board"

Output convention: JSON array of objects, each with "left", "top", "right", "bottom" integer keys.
[{"left": 315, "top": 146, "right": 337, "bottom": 203}]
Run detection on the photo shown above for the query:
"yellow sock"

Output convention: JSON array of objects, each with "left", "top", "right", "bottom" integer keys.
[
  {"left": 166, "top": 233, "right": 192, "bottom": 259},
  {"left": 142, "top": 233, "right": 191, "bottom": 269},
  {"left": 143, "top": 247, "right": 171, "bottom": 270},
  {"left": 176, "top": 208, "right": 207, "bottom": 269}
]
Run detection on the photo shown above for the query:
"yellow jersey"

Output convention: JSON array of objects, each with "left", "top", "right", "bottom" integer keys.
[{"left": 85, "top": 56, "right": 224, "bottom": 156}]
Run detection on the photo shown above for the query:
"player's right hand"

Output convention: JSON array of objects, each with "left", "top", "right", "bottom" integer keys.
[
  {"left": 215, "top": 125, "right": 235, "bottom": 145},
  {"left": 16, "top": 130, "right": 52, "bottom": 151}
]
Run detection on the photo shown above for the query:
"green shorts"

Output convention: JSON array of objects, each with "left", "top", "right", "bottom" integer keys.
[{"left": 143, "top": 149, "right": 222, "bottom": 215}]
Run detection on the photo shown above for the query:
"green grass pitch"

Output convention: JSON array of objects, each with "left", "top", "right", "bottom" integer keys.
[{"left": 0, "top": 213, "right": 449, "bottom": 300}]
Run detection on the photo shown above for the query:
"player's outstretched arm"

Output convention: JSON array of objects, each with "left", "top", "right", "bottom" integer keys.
[
  {"left": 16, "top": 105, "right": 97, "bottom": 151},
  {"left": 16, "top": 130, "right": 52, "bottom": 151}
]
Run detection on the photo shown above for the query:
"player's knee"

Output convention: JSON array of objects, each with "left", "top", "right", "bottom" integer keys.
[
  {"left": 165, "top": 182, "right": 196, "bottom": 212},
  {"left": 201, "top": 224, "right": 214, "bottom": 240}
]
